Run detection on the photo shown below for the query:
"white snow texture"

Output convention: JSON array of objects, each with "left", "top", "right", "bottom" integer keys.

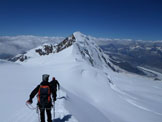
[{"left": 0, "top": 32, "right": 162, "bottom": 122}]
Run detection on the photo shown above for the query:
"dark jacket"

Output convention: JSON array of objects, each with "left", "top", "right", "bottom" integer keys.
[
  {"left": 50, "top": 79, "right": 60, "bottom": 91},
  {"left": 29, "top": 81, "right": 56, "bottom": 107}
]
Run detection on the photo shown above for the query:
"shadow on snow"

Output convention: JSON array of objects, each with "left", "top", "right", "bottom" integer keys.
[
  {"left": 56, "top": 96, "right": 67, "bottom": 100},
  {"left": 53, "top": 114, "right": 72, "bottom": 122}
]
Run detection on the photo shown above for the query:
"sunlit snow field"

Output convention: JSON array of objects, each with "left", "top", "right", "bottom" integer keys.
[
  {"left": 0, "top": 46, "right": 162, "bottom": 122},
  {"left": 0, "top": 32, "right": 162, "bottom": 122}
]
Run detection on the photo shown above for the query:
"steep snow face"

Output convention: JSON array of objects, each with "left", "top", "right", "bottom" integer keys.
[{"left": 72, "top": 32, "right": 117, "bottom": 71}]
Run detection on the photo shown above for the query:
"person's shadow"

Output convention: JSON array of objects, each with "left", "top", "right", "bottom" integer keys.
[{"left": 53, "top": 114, "right": 72, "bottom": 122}]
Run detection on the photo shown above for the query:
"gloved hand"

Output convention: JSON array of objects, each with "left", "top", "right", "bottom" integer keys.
[
  {"left": 53, "top": 97, "right": 56, "bottom": 102},
  {"left": 27, "top": 99, "right": 33, "bottom": 104}
]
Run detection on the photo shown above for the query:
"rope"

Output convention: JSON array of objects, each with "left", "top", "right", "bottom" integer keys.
[
  {"left": 26, "top": 102, "right": 40, "bottom": 122},
  {"left": 25, "top": 102, "right": 37, "bottom": 110},
  {"left": 26, "top": 101, "right": 56, "bottom": 122}
]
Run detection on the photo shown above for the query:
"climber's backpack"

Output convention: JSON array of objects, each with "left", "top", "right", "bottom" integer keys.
[{"left": 38, "top": 85, "right": 51, "bottom": 106}]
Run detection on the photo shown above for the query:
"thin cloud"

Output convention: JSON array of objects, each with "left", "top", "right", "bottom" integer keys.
[{"left": 0, "top": 35, "right": 64, "bottom": 58}]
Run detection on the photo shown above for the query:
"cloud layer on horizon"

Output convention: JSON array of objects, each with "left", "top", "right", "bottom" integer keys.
[
  {"left": 0, "top": 35, "right": 162, "bottom": 59},
  {"left": 0, "top": 35, "right": 64, "bottom": 58}
]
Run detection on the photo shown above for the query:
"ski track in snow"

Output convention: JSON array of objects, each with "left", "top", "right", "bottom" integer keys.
[
  {"left": 6, "top": 90, "right": 78, "bottom": 122},
  {"left": 108, "top": 78, "right": 162, "bottom": 116},
  {"left": 126, "top": 99, "right": 162, "bottom": 116},
  {"left": 109, "top": 81, "right": 137, "bottom": 100}
]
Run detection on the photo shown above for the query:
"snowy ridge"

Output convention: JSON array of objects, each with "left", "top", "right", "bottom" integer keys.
[
  {"left": 1, "top": 32, "right": 162, "bottom": 122},
  {"left": 6, "top": 89, "right": 78, "bottom": 122},
  {"left": 72, "top": 32, "right": 118, "bottom": 71},
  {"left": 12, "top": 32, "right": 118, "bottom": 72},
  {"left": 9, "top": 43, "right": 56, "bottom": 62}
]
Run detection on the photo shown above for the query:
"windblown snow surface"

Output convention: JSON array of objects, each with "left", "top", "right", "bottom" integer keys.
[{"left": 0, "top": 32, "right": 162, "bottom": 122}]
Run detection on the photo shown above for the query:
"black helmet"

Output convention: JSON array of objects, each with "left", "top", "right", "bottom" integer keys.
[{"left": 42, "top": 74, "right": 49, "bottom": 82}]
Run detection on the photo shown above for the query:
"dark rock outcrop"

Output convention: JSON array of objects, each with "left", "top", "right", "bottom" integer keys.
[{"left": 35, "top": 44, "right": 53, "bottom": 56}]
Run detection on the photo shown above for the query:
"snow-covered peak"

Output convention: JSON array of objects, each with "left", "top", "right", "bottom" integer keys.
[
  {"left": 73, "top": 31, "right": 95, "bottom": 43},
  {"left": 11, "top": 32, "right": 118, "bottom": 71},
  {"left": 71, "top": 35, "right": 117, "bottom": 71},
  {"left": 73, "top": 31, "right": 86, "bottom": 41},
  {"left": 73, "top": 31, "right": 83, "bottom": 36}
]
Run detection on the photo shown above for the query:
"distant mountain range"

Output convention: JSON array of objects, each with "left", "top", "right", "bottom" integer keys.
[
  {"left": 0, "top": 33, "right": 162, "bottom": 75},
  {"left": 97, "top": 39, "right": 162, "bottom": 73}
]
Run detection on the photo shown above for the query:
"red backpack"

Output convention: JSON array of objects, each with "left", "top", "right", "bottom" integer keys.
[{"left": 38, "top": 85, "right": 51, "bottom": 105}]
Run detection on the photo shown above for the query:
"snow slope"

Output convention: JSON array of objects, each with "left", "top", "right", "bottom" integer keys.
[{"left": 0, "top": 32, "right": 162, "bottom": 122}]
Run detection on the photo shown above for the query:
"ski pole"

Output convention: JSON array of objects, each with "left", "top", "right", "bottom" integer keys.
[
  {"left": 53, "top": 102, "right": 55, "bottom": 122},
  {"left": 59, "top": 88, "right": 60, "bottom": 98},
  {"left": 36, "top": 106, "right": 40, "bottom": 122}
]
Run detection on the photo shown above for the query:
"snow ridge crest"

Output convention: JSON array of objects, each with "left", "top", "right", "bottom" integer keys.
[{"left": 9, "top": 31, "right": 118, "bottom": 72}]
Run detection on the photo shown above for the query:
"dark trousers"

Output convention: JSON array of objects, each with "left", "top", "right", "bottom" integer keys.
[{"left": 39, "top": 108, "right": 52, "bottom": 122}]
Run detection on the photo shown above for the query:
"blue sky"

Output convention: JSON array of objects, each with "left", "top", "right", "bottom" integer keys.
[{"left": 0, "top": 0, "right": 162, "bottom": 40}]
